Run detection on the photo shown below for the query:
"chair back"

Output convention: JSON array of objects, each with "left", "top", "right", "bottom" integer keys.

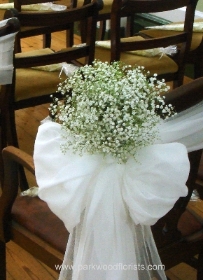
[
  {"left": 5, "top": 0, "right": 92, "bottom": 52},
  {"left": 0, "top": 1, "right": 100, "bottom": 191},
  {"left": 110, "top": 0, "right": 198, "bottom": 85},
  {"left": 152, "top": 77, "right": 203, "bottom": 269},
  {"left": 6, "top": 0, "right": 100, "bottom": 69}
]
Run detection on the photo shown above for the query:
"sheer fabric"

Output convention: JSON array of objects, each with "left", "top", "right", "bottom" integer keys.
[
  {"left": 34, "top": 101, "right": 203, "bottom": 280},
  {"left": 0, "top": 18, "right": 17, "bottom": 85},
  {"left": 159, "top": 101, "right": 203, "bottom": 152}
]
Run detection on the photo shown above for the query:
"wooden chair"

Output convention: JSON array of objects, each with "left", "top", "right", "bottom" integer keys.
[
  {"left": 0, "top": 17, "right": 20, "bottom": 187},
  {"left": 7, "top": 0, "right": 75, "bottom": 52},
  {"left": 93, "top": 0, "right": 198, "bottom": 88},
  {"left": 140, "top": 19, "right": 203, "bottom": 79},
  {"left": 1, "top": 0, "right": 100, "bottom": 190},
  {"left": 1, "top": 77, "right": 203, "bottom": 279},
  {"left": 76, "top": 0, "right": 134, "bottom": 41},
  {"left": 150, "top": 77, "right": 203, "bottom": 276}
]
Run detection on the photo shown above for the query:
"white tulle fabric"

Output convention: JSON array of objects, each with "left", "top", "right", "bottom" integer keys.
[
  {"left": 0, "top": 18, "right": 17, "bottom": 85},
  {"left": 34, "top": 102, "right": 203, "bottom": 280}
]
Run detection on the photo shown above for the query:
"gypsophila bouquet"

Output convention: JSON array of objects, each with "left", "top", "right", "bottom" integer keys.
[{"left": 50, "top": 60, "right": 175, "bottom": 163}]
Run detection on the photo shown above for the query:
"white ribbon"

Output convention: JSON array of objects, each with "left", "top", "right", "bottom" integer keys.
[
  {"left": 0, "top": 18, "right": 18, "bottom": 85},
  {"left": 34, "top": 116, "right": 191, "bottom": 279},
  {"left": 60, "top": 63, "right": 79, "bottom": 77}
]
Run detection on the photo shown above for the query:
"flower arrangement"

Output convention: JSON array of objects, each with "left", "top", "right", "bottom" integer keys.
[{"left": 50, "top": 60, "right": 175, "bottom": 163}]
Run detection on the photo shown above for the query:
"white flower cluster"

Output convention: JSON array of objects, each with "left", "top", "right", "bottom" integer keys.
[{"left": 50, "top": 60, "right": 174, "bottom": 163}]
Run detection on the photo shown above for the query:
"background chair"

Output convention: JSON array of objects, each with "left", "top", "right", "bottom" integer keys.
[
  {"left": 93, "top": 0, "right": 198, "bottom": 88},
  {"left": 8, "top": 0, "right": 75, "bottom": 52},
  {"left": 1, "top": 77, "right": 203, "bottom": 279},
  {"left": 2, "top": 0, "right": 101, "bottom": 190},
  {"left": 0, "top": 17, "right": 20, "bottom": 187},
  {"left": 151, "top": 77, "right": 203, "bottom": 277},
  {"left": 140, "top": 18, "right": 203, "bottom": 79},
  {"left": 76, "top": 0, "right": 135, "bottom": 41}
]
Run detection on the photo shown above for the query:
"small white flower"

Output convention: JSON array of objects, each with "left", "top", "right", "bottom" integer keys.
[{"left": 49, "top": 60, "right": 175, "bottom": 163}]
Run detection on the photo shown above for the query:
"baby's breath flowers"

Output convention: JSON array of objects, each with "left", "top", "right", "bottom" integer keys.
[{"left": 50, "top": 60, "right": 175, "bottom": 163}]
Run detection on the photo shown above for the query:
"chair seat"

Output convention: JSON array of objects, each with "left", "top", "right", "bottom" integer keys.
[
  {"left": 15, "top": 48, "right": 67, "bottom": 103},
  {"left": 95, "top": 44, "right": 178, "bottom": 75},
  {"left": 11, "top": 194, "right": 203, "bottom": 257},
  {"left": 11, "top": 195, "right": 68, "bottom": 253}
]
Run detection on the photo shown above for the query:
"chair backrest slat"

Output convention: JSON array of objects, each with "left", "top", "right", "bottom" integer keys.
[
  {"left": 165, "top": 77, "right": 203, "bottom": 112},
  {"left": 15, "top": 3, "right": 99, "bottom": 27},
  {"left": 119, "top": 0, "right": 195, "bottom": 14}
]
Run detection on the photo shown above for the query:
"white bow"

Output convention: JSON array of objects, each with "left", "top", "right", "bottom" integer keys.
[{"left": 34, "top": 120, "right": 190, "bottom": 280}]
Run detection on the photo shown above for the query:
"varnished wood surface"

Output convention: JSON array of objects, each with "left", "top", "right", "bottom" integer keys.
[
  {"left": 6, "top": 241, "right": 59, "bottom": 280},
  {"left": 3, "top": 24, "right": 197, "bottom": 280},
  {"left": 6, "top": 238, "right": 197, "bottom": 280}
]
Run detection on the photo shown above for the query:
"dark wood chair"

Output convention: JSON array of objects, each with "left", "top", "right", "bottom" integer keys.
[
  {"left": 0, "top": 17, "right": 20, "bottom": 187},
  {"left": 0, "top": 147, "right": 66, "bottom": 280},
  {"left": 76, "top": 0, "right": 134, "bottom": 41},
  {"left": 1, "top": 77, "right": 203, "bottom": 279},
  {"left": 151, "top": 77, "right": 203, "bottom": 276},
  {"left": 140, "top": 19, "right": 203, "bottom": 79},
  {"left": 93, "top": 0, "right": 198, "bottom": 88},
  {"left": 1, "top": 0, "right": 101, "bottom": 190},
  {"left": 8, "top": 0, "right": 75, "bottom": 52}
]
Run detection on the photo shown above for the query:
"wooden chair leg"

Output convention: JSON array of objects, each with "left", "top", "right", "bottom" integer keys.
[
  {"left": 126, "top": 15, "right": 134, "bottom": 37},
  {"left": 98, "top": 20, "right": 107, "bottom": 41},
  {"left": 79, "top": 20, "right": 88, "bottom": 43},
  {"left": 7, "top": 108, "right": 29, "bottom": 191},
  {"left": 0, "top": 127, "right": 4, "bottom": 190},
  {"left": 0, "top": 86, "right": 10, "bottom": 189},
  {"left": 43, "top": 33, "right": 51, "bottom": 48},
  {"left": 194, "top": 58, "right": 203, "bottom": 79},
  {"left": 0, "top": 241, "right": 6, "bottom": 280},
  {"left": 197, "top": 247, "right": 203, "bottom": 280},
  {"left": 67, "top": 23, "right": 74, "bottom": 47},
  {"left": 14, "top": 36, "right": 22, "bottom": 53}
]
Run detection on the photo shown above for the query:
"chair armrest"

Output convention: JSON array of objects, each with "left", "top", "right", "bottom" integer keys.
[
  {"left": 0, "top": 146, "right": 35, "bottom": 242},
  {"left": 164, "top": 77, "right": 203, "bottom": 112},
  {"left": 3, "top": 146, "right": 34, "bottom": 175}
]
